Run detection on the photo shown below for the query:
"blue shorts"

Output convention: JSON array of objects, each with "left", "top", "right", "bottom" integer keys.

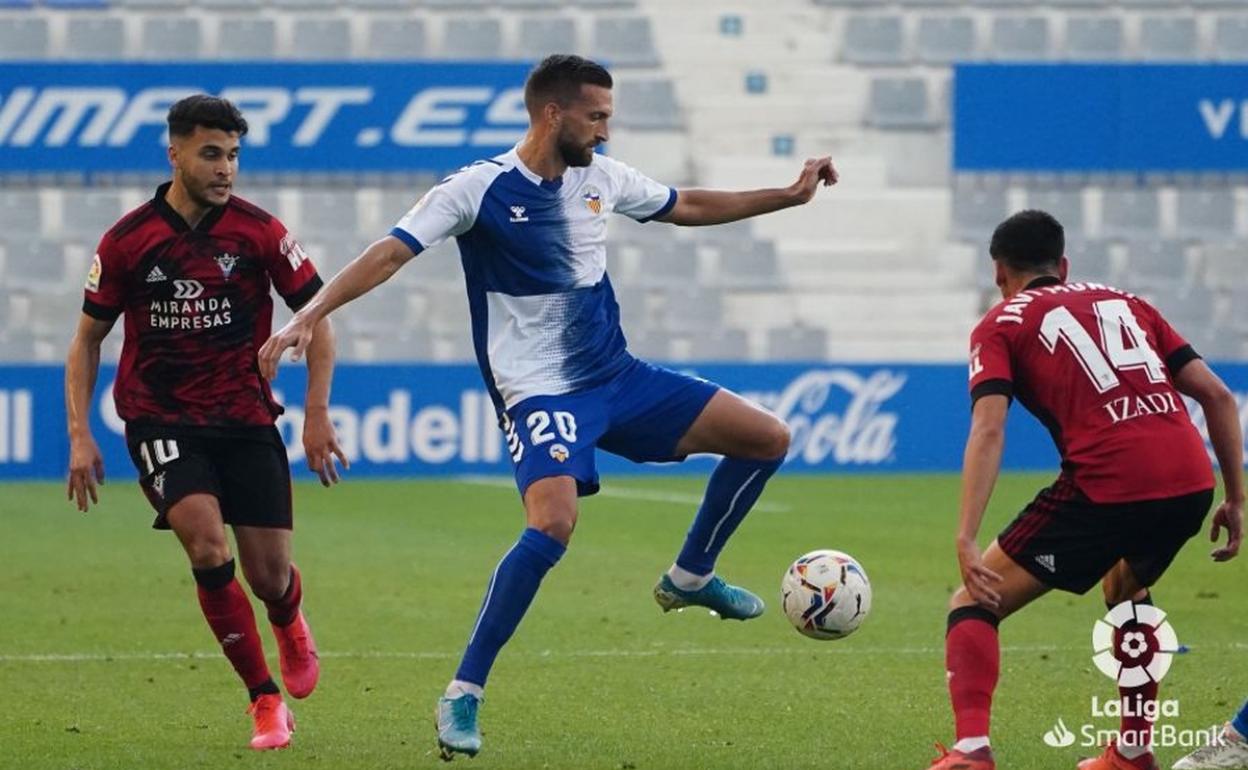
[{"left": 502, "top": 358, "right": 720, "bottom": 498}]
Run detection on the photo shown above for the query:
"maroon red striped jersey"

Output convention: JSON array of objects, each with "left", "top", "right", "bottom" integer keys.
[
  {"left": 83, "top": 183, "right": 322, "bottom": 427},
  {"left": 968, "top": 276, "right": 1213, "bottom": 503}
]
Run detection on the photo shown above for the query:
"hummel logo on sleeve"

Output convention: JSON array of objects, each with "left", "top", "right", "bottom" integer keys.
[{"left": 509, "top": 206, "right": 529, "bottom": 223}]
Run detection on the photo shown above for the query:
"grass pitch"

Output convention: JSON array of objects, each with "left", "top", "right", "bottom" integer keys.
[{"left": 2, "top": 474, "right": 1245, "bottom": 770}]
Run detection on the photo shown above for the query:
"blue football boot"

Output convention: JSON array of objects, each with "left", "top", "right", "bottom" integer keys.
[
  {"left": 435, "top": 693, "right": 482, "bottom": 761},
  {"left": 653, "top": 574, "right": 765, "bottom": 621}
]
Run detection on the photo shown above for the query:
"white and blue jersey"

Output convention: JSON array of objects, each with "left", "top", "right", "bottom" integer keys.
[{"left": 390, "top": 147, "right": 677, "bottom": 412}]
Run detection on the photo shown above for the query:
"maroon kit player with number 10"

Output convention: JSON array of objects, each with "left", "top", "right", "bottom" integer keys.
[
  {"left": 926, "top": 210, "right": 1244, "bottom": 770},
  {"left": 64, "top": 95, "right": 348, "bottom": 751}
]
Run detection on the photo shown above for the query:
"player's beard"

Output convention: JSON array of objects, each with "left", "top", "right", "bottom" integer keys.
[{"left": 556, "top": 131, "right": 596, "bottom": 168}]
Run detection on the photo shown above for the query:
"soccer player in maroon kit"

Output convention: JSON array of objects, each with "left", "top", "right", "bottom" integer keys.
[
  {"left": 63, "top": 95, "right": 346, "bottom": 751},
  {"left": 927, "top": 211, "right": 1244, "bottom": 770}
]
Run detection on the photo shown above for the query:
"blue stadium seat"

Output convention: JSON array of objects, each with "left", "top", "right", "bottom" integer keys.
[
  {"left": 515, "top": 17, "right": 578, "bottom": 61},
  {"left": 1214, "top": 16, "right": 1248, "bottom": 61},
  {"left": 843, "top": 15, "right": 907, "bottom": 66},
  {"left": 1100, "top": 189, "right": 1160, "bottom": 240},
  {"left": 365, "top": 17, "right": 428, "bottom": 59},
  {"left": 0, "top": 18, "right": 49, "bottom": 59},
  {"left": 64, "top": 17, "right": 126, "bottom": 59},
  {"left": 42, "top": 0, "right": 109, "bottom": 8},
  {"left": 140, "top": 18, "right": 202, "bottom": 60},
  {"left": 592, "top": 17, "right": 659, "bottom": 67},
  {"left": 441, "top": 18, "right": 503, "bottom": 60},
  {"left": 120, "top": 0, "right": 189, "bottom": 8},
  {"left": 766, "top": 324, "right": 827, "bottom": 362},
  {"left": 1063, "top": 16, "right": 1123, "bottom": 61},
  {"left": 989, "top": 16, "right": 1050, "bottom": 61},
  {"left": 0, "top": 0, "right": 35, "bottom": 8},
  {"left": 1137, "top": 17, "right": 1198, "bottom": 61},
  {"left": 1176, "top": 188, "right": 1236, "bottom": 240},
  {"left": 865, "top": 77, "right": 935, "bottom": 129},
  {"left": 292, "top": 18, "right": 352, "bottom": 59},
  {"left": 915, "top": 16, "right": 977, "bottom": 64},
  {"left": 216, "top": 18, "right": 277, "bottom": 60}
]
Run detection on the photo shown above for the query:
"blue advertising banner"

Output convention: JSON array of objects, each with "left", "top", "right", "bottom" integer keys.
[
  {"left": 1, "top": 363, "right": 1245, "bottom": 483},
  {"left": 0, "top": 62, "right": 531, "bottom": 174},
  {"left": 954, "top": 64, "right": 1248, "bottom": 173}
]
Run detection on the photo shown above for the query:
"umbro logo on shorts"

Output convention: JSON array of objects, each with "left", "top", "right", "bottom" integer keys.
[
  {"left": 146, "top": 265, "right": 167, "bottom": 283},
  {"left": 1035, "top": 554, "right": 1057, "bottom": 573}
]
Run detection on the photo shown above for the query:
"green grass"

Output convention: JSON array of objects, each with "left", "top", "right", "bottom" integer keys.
[{"left": 1, "top": 474, "right": 1245, "bottom": 770}]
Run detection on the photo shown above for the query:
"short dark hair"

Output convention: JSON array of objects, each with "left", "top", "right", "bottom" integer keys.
[
  {"left": 524, "top": 55, "right": 613, "bottom": 113},
  {"left": 989, "top": 209, "right": 1065, "bottom": 272},
  {"left": 167, "top": 94, "right": 249, "bottom": 138}
]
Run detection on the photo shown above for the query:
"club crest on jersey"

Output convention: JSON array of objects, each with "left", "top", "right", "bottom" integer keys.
[
  {"left": 582, "top": 186, "right": 603, "bottom": 215},
  {"left": 214, "top": 252, "right": 239, "bottom": 278},
  {"left": 549, "top": 444, "right": 569, "bottom": 463},
  {"left": 509, "top": 205, "right": 529, "bottom": 223},
  {"left": 85, "top": 253, "right": 102, "bottom": 292}
]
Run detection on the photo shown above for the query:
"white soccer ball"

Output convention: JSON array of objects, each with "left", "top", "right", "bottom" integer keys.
[{"left": 781, "top": 549, "right": 873, "bottom": 640}]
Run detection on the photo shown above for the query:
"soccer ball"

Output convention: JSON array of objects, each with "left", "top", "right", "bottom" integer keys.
[{"left": 781, "top": 549, "right": 872, "bottom": 640}]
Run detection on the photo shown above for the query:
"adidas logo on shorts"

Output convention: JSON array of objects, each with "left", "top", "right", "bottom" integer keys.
[{"left": 1035, "top": 553, "right": 1057, "bottom": 573}]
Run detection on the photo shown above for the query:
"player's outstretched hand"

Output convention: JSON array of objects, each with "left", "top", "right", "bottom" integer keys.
[
  {"left": 303, "top": 407, "right": 349, "bottom": 487},
  {"left": 1209, "top": 498, "right": 1243, "bottom": 562},
  {"left": 67, "top": 434, "right": 105, "bottom": 513},
  {"left": 789, "top": 156, "right": 839, "bottom": 205},
  {"left": 259, "top": 315, "right": 315, "bottom": 381},
  {"left": 956, "top": 536, "right": 1004, "bottom": 610}
]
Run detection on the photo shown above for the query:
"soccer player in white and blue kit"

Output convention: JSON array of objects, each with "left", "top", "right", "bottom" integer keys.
[{"left": 260, "top": 55, "right": 838, "bottom": 759}]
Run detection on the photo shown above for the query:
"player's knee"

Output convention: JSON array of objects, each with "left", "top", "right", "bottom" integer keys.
[
  {"left": 241, "top": 561, "right": 292, "bottom": 602},
  {"left": 531, "top": 511, "right": 577, "bottom": 545},
  {"left": 755, "top": 417, "right": 791, "bottom": 462},
  {"left": 183, "top": 535, "right": 231, "bottom": 570}
]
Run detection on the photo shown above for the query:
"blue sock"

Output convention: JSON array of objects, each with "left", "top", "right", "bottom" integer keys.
[
  {"left": 1233, "top": 698, "right": 1248, "bottom": 738},
  {"left": 454, "top": 528, "right": 565, "bottom": 688},
  {"left": 675, "top": 455, "right": 783, "bottom": 576}
]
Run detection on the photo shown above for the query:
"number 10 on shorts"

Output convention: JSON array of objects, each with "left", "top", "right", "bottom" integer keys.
[{"left": 138, "top": 439, "right": 180, "bottom": 476}]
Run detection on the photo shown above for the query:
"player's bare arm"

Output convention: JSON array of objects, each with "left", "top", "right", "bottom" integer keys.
[
  {"left": 954, "top": 393, "right": 1009, "bottom": 610},
  {"left": 64, "top": 313, "right": 115, "bottom": 512},
  {"left": 1174, "top": 359, "right": 1245, "bottom": 561},
  {"left": 660, "top": 156, "right": 838, "bottom": 226},
  {"left": 301, "top": 315, "right": 348, "bottom": 486},
  {"left": 259, "top": 235, "right": 415, "bottom": 380}
]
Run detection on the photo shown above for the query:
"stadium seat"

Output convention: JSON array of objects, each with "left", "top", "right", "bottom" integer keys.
[
  {"left": 613, "top": 79, "right": 681, "bottom": 129},
  {"left": 952, "top": 187, "right": 1009, "bottom": 241},
  {"left": 216, "top": 18, "right": 277, "bottom": 60},
  {"left": 1120, "top": 0, "right": 1188, "bottom": 7},
  {"left": 915, "top": 16, "right": 977, "bottom": 64},
  {"left": 292, "top": 19, "right": 352, "bottom": 59},
  {"left": 989, "top": 16, "right": 1050, "bottom": 61},
  {"left": 691, "top": 327, "right": 750, "bottom": 361},
  {"left": 661, "top": 287, "right": 723, "bottom": 332},
  {"left": 441, "top": 18, "right": 503, "bottom": 60},
  {"left": 425, "top": 0, "right": 490, "bottom": 9},
  {"left": 572, "top": 0, "right": 636, "bottom": 6},
  {"left": 765, "top": 324, "right": 828, "bottom": 361},
  {"left": 1202, "top": 242, "right": 1245, "bottom": 287},
  {"left": 1137, "top": 17, "right": 1198, "bottom": 61},
  {"left": 843, "top": 15, "right": 907, "bottom": 66},
  {"left": 897, "top": 0, "right": 961, "bottom": 7},
  {"left": 64, "top": 18, "right": 127, "bottom": 60},
  {"left": 198, "top": 0, "right": 258, "bottom": 9},
  {"left": 591, "top": 17, "right": 660, "bottom": 68},
  {"left": 140, "top": 18, "right": 202, "bottom": 60},
  {"left": 623, "top": 327, "right": 672, "bottom": 361},
  {"left": 1068, "top": 239, "right": 1117, "bottom": 284},
  {"left": 273, "top": 0, "right": 339, "bottom": 9},
  {"left": 0, "top": 18, "right": 48, "bottom": 59},
  {"left": 43, "top": 0, "right": 109, "bottom": 8},
  {"left": 1100, "top": 189, "right": 1160, "bottom": 240},
  {"left": 715, "top": 241, "right": 782, "bottom": 289},
  {"left": 1063, "top": 16, "right": 1123, "bottom": 61},
  {"left": 515, "top": 17, "right": 578, "bottom": 61},
  {"left": 1025, "top": 188, "right": 1085, "bottom": 235},
  {"left": 1146, "top": 284, "right": 1215, "bottom": 329},
  {"left": 1125, "top": 239, "right": 1190, "bottom": 288},
  {"left": 634, "top": 242, "right": 698, "bottom": 288},
  {"left": 1176, "top": 188, "right": 1236, "bottom": 240},
  {"left": 0, "top": 330, "right": 39, "bottom": 362},
  {"left": 2, "top": 240, "right": 71, "bottom": 293},
  {"left": 365, "top": 17, "right": 428, "bottom": 59},
  {"left": 297, "top": 191, "right": 360, "bottom": 239},
  {"left": 347, "top": 0, "right": 418, "bottom": 9},
  {"left": 0, "top": 191, "right": 43, "bottom": 238},
  {"left": 59, "top": 191, "right": 126, "bottom": 242},
  {"left": 1213, "top": 16, "right": 1248, "bottom": 61},
  {"left": 866, "top": 77, "right": 936, "bottom": 129},
  {"left": 120, "top": 0, "right": 191, "bottom": 8},
  {"left": 498, "top": 0, "right": 562, "bottom": 9}
]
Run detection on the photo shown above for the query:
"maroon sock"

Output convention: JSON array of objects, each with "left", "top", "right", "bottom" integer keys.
[
  {"left": 946, "top": 607, "right": 1001, "bottom": 741},
  {"left": 1115, "top": 622, "right": 1159, "bottom": 758},
  {"left": 193, "top": 561, "right": 274, "bottom": 692},
  {"left": 264, "top": 566, "right": 302, "bottom": 627}
]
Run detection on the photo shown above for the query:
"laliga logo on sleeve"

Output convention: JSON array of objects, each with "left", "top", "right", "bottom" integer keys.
[{"left": 1092, "top": 601, "right": 1179, "bottom": 687}]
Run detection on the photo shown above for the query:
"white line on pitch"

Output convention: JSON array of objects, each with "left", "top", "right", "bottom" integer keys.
[{"left": 456, "top": 475, "right": 791, "bottom": 513}]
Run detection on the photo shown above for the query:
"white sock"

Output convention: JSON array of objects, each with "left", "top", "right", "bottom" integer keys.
[
  {"left": 667, "top": 564, "right": 713, "bottom": 591},
  {"left": 445, "top": 680, "right": 484, "bottom": 700},
  {"left": 953, "top": 737, "right": 990, "bottom": 753}
]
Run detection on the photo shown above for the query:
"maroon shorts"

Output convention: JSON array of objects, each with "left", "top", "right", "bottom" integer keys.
[
  {"left": 998, "top": 476, "right": 1212, "bottom": 594},
  {"left": 125, "top": 423, "right": 293, "bottom": 531}
]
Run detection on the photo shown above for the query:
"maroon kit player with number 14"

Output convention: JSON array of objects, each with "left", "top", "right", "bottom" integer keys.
[
  {"left": 64, "top": 95, "right": 348, "bottom": 751},
  {"left": 926, "top": 210, "right": 1243, "bottom": 770}
]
